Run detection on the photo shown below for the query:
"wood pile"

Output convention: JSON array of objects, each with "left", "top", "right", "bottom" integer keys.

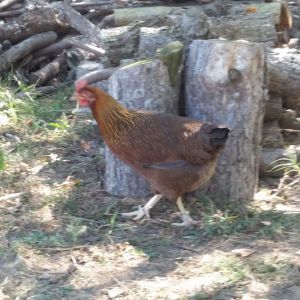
[{"left": 1, "top": 0, "right": 300, "bottom": 203}]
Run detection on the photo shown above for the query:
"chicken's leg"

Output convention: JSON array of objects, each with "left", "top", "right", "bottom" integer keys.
[
  {"left": 172, "top": 197, "right": 200, "bottom": 227},
  {"left": 121, "top": 194, "right": 163, "bottom": 220}
]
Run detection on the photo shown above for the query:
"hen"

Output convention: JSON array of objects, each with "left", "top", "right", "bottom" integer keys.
[{"left": 75, "top": 80, "right": 229, "bottom": 226}]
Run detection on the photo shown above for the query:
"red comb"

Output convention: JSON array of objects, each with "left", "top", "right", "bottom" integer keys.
[{"left": 75, "top": 79, "right": 88, "bottom": 92}]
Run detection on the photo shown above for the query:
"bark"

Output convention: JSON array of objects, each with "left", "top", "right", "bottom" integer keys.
[
  {"left": 66, "top": 38, "right": 105, "bottom": 56},
  {"left": 279, "top": 109, "right": 300, "bottom": 130},
  {"left": 0, "top": 31, "right": 57, "bottom": 76},
  {"left": 281, "top": 129, "right": 300, "bottom": 145},
  {"left": 0, "top": 0, "right": 21, "bottom": 10},
  {"left": 29, "top": 52, "right": 67, "bottom": 86},
  {"left": 63, "top": 0, "right": 105, "bottom": 51},
  {"left": 33, "top": 40, "right": 72, "bottom": 57},
  {"left": 264, "top": 93, "right": 282, "bottom": 122},
  {"left": 114, "top": 6, "right": 209, "bottom": 46},
  {"left": 0, "top": 8, "right": 24, "bottom": 18},
  {"left": 100, "top": 24, "right": 140, "bottom": 66},
  {"left": 185, "top": 39, "right": 266, "bottom": 208},
  {"left": 78, "top": 67, "right": 117, "bottom": 84},
  {"left": 262, "top": 121, "right": 284, "bottom": 148},
  {"left": 209, "top": 1, "right": 292, "bottom": 46},
  {"left": 267, "top": 48, "right": 300, "bottom": 98},
  {"left": 105, "top": 42, "right": 184, "bottom": 197},
  {"left": 0, "top": 3, "right": 68, "bottom": 43}
]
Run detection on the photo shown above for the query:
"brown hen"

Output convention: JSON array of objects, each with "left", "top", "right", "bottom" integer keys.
[{"left": 75, "top": 80, "right": 229, "bottom": 226}]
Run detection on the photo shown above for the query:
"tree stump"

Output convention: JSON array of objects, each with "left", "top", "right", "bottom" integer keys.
[
  {"left": 185, "top": 39, "right": 266, "bottom": 208},
  {"left": 105, "top": 41, "right": 184, "bottom": 197}
]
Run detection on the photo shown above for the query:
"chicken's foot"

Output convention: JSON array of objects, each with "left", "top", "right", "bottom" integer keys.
[
  {"left": 121, "top": 194, "right": 163, "bottom": 221},
  {"left": 172, "top": 197, "right": 200, "bottom": 227}
]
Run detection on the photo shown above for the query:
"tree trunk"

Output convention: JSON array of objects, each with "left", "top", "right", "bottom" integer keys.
[
  {"left": 267, "top": 48, "right": 300, "bottom": 98},
  {"left": 185, "top": 39, "right": 266, "bottom": 209},
  {"left": 105, "top": 41, "right": 183, "bottom": 197}
]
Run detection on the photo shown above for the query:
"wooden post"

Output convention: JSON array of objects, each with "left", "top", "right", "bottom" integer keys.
[
  {"left": 185, "top": 39, "right": 266, "bottom": 208},
  {"left": 105, "top": 41, "right": 184, "bottom": 197}
]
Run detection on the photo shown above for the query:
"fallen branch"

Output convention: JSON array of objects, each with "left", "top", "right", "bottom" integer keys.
[
  {"left": 29, "top": 52, "right": 67, "bottom": 86},
  {"left": 77, "top": 67, "right": 118, "bottom": 84},
  {"left": 0, "top": 31, "right": 57, "bottom": 76}
]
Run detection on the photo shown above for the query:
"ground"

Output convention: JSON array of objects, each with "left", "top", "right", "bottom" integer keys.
[{"left": 0, "top": 80, "right": 300, "bottom": 300}]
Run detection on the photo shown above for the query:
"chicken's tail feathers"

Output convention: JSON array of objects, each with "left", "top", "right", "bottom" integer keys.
[{"left": 209, "top": 127, "right": 230, "bottom": 148}]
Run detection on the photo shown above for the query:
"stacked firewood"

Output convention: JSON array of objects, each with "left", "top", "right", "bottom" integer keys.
[{"left": 0, "top": 0, "right": 294, "bottom": 90}]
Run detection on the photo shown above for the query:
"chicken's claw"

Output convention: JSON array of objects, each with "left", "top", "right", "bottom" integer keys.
[
  {"left": 121, "top": 205, "right": 146, "bottom": 221},
  {"left": 171, "top": 213, "right": 200, "bottom": 227}
]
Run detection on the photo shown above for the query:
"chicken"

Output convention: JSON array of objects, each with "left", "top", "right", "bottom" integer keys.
[{"left": 75, "top": 80, "right": 229, "bottom": 226}]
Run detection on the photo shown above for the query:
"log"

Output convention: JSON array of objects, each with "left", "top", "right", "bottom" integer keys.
[
  {"left": 262, "top": 121, "right": 284, "bottom": 148},
  {"left": 279, "top": 109, "right": 300, "bottom": 130},
  {"left": 0, "top": 0, "right": 21, "bottom": 11},
  {"left": 63, "top": 0, "right": 105, "bottom": 52},
  {"left": 105, "top": 41, "right": 184, "bottom": 197},
  {"left": 0, "top": 8, "right": 24, "bottom": 18},
  {"left": 185, "top": 40, "right": 266, "bottom": 208},
  {"left": 29, "top": 52, "right": 67, "bottom": 86},
  {"left": 66, "top": 38, "right": 105, "bottom": 56},
  {"left": 0, "top": 3, "right": 68, "bottom": 43},
  {"left": 33, "top": 40, "right": 72, "bottom": 57},
  {"left": 0, "top": 31, "right": 57, "bottom": 76},
  {"left": 100, "top": 24, "right": 140, "bottom": 66},
  {"left": 78, "top": 67, "right": 117, "bottom": 84},
  {"left": 208, "top": 1, "right": 292, "bottom": 46},
  {"left": 114, "top": 6, "right": 209, "bottom": 45},
  {"left": 267, "top": 48, "right": 300, "bottom": 98},
  {"left": 264, "top": 93, "right": 282, "bottom": 122}
]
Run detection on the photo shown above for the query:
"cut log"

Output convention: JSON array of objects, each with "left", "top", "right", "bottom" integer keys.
[
  {"left": 279, "top": 109, "right": 300, "bottom": 130},
  {"left": 262, "top": 121, "right": 284, "bottom": 148},
  {"left": 267, "top": 48, "right": 300, "bottom": 98},
  {"left": 0, "top": 0, "right": 21, "bottom": 11},
  {"left": 78, "top": 67, "right": 117, "bottom": 84},
  {"left": 0, "top": 8, "right": 24, "bottom": 18},
  {"left": 185, "top": 39, "right": 266, "bottom": 208},
  {"left": 114, "top": 6, "right": 209, "bottom": 46},
  {"left": 29, "top": 53, "right": 67, "bottom": 86},
  {"left": 281, "top": 129, "right": 300, "bottom": 144},
  {"left": 33, "top": 40, "right": 72, "bottom": 58},
  {"left": 0, "top": 31, "right": 57, "bottom": 76},
  {"left": 208, "top": 1, "right": 292, "bottom": 46},
  {"left": 63, "top": 0, "right": 105, "bottom": 52},
  {"left": 100, "top": 24, "right": 140, "bottom": 66},
  {"left": 264, "top": 93, "right": 283, "bottom": 122},
  {"left": 105, "top": 41, "right": 184, "bottom": 197},
  {"left": 0, "top": 3, "right": 68, "bottom": 43}
]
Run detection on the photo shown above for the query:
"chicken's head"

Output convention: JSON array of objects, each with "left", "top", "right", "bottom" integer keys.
[{"left": 75, "top": 80, "right": 96, "bottom": 107}]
